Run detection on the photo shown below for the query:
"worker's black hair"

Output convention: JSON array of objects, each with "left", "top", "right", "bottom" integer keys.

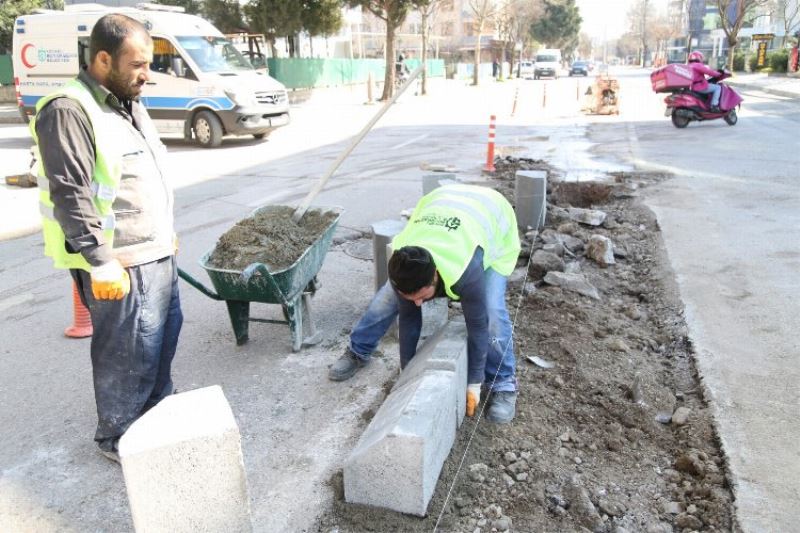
[
  {"left": 90, "top": 14, "right": 150, "bottom": 64},
  {"left": 388, "top": 246, "right": 436, "bottom": 294}
]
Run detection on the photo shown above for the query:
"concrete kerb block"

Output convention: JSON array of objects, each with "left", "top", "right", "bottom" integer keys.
[
  {"left": 371, "top": 219, "right": 406, "bottom": 292},
  {"left": 395, "top": 318, "right": 468, "bottom": 427},
  {"left": 344, "top": 370, "right": 457, "bottom": 516},
  {"left": 118, "top": 385, "right": 253, "bottom": 533},
  {"left": 343, "top": 319, "right": 468, "bottom": 516},
  {"left": 515, "top": 170, "right": 547, "bottom": 230}
]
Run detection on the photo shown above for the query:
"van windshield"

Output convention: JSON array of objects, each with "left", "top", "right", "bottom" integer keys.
[
  {"left": 176, "top": 36, "right": 253, "bottom": 73},
  {"left": 536, "top": 55, "right": 558, "bottom": 63}
]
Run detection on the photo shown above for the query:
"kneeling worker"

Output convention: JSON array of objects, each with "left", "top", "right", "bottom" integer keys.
[{"left": 329, "top": 184, "right": 521, "bottom": 423}]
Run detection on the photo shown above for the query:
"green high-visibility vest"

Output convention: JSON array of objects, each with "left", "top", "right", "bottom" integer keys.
[
  {"left": 31, "top": 79, "right": 123, "bottom": 271},
  {"left": 392, "top": 184, "right": 520, "bottom": 299}
]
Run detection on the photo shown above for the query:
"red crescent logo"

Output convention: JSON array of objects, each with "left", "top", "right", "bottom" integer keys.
[{"left": 21, "top": 44, "right": 37, "bottom": 69}]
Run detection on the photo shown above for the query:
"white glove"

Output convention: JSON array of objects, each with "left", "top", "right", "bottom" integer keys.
[{"left": 466, "top": 383, "right": 482, "bottom": 417}]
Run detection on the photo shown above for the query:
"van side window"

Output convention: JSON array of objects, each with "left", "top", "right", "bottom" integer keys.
[
  {"left": 78, "top": 37, "right": 90, "bottom": 69},
  {"left": 151, "top": 37, "right": 196, "bottom": 81}
]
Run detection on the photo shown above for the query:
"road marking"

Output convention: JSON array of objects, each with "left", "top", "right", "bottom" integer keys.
[
  {"left": 0, "top": 292, "right": 35, "bottom": 313},
  {"left": 391, "top": 133, "right": 430, "bottom": 150}
]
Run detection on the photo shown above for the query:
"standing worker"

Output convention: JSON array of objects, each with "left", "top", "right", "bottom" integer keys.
[
  {"left": 31, "top": 14, "right": 182, "bottom": 463},
  {"left": 329, "top": 184, "right": 521, "bottom": 423}
]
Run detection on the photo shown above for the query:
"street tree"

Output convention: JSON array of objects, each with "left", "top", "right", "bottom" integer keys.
[
  {"left": 626, "top": 0, "right": 656, "bottom": 65},
  {"left": 346, "top": 0, "right": 424, "bottom": 100},
  {"left": 530, "top": 0, "right": 581, "bottom": 49},
  {"left": 467, "top": 0, "right": 497, "bottom": 86},
  {"left": 417, "top": 0, "right": 443, "bottom": 95},
  {"left": 302, "top": 0, "right": 344, "bottom": 56},
  {"left": 716, "top": 0, "right": 771, "bottom": 70},
  {"left": 204, "top": 0, "right": 246, "bottom": 33},
  {"left": 245, "top": 0, "right": 304, "bottom": 57},
  {"left": 0, "top": 0, "right": 62, "bottom": 54},
  {"left": 771, "top": 0, "right": 800, "bottom": 45},
  {"left": 495, "top": 0, "right": 542, "bottom": 78}
]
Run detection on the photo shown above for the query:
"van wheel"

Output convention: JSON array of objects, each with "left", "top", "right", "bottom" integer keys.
[{"left": 193, "top": 111, "right": 223, "bottom": 148}]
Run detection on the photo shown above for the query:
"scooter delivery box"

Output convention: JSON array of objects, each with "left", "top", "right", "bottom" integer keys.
[{"left": 650, "top": 64, "right": 694, "bottom": 92}]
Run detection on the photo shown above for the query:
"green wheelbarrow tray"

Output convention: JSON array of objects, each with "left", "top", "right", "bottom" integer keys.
[{"left": 178, "top": 205, "right": 343, "bottom": 351}]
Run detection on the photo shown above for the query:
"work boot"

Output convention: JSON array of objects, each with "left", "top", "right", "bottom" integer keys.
[
  {"left": 328, "top": 348, "right": 369, "bottom": 382},
  {"left": 98, "top": 439, "right": 120, "bottom": 464},
  {"left": 486, "top": 391, "right": 517, "bottom": 424}
]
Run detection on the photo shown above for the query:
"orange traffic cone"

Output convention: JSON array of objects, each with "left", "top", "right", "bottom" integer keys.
[{"left": 64, "top": 281, "right": 93, "bottom": 338}]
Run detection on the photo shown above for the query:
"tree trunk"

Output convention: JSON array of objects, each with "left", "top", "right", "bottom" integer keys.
[
  {"left": 269, "top": 37, "right": 278, "bottom": 59},
  {"left": 421, "top": 10, "right": 429, "bottom": 95},
  {"left": 727, "top": 39, "right": 736, "bottom": 71},
  {"left": 473, "top": 33, "right": 482, "bottom": 86},
  {"left": 382, "top": 22, "right": 396, "bottom": 101}
]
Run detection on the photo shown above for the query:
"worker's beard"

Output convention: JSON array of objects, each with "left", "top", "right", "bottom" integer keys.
[{"left": 107, "top": 65, "right": 144, "bottom": 102}]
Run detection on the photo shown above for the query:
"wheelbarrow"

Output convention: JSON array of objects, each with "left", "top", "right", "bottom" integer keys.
[{"left": 177, "top": 205, "right": 343, "bottom": 352}]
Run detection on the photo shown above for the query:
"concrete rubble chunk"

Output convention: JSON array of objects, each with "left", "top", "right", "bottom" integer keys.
[
  {"left": 530, "top": 250, "right": 566, "bottom": 279},
  {"left": 118, "top": 385, "right": 252, "bottom": 533},
  {"left": 567, "top": 207, "right": 607, "bottom": 226},
  {"left": 344, "top": 319, "right": 468, "bottom": 516},
  {"left": 543, "top": 272, "right": 600, "bottom": 300},
  {"left": 586, "top": 235, "right": 616, "bottom": 267}
]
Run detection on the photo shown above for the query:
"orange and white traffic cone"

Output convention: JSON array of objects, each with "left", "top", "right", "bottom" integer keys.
[
  {"left": 64, "top": 281, "right": 93, "bottom": 338},
  {"left": 484, "top": 114, "right": 497, "bottom": 173}
]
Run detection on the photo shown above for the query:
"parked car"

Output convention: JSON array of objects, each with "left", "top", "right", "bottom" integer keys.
[
  {"left": 518, "top": 61, "right": 535, "bottom": 79},
  {"left": 569, "top": 61, "right": 590, "bottom": 76}
]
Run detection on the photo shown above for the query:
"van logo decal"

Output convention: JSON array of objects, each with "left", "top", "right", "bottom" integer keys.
[
  {"left": 21, "top": 44, "right": 37, "bottom": 68},
  {"left": 19, "top": 44, "right": 77, "bottom": 69}
]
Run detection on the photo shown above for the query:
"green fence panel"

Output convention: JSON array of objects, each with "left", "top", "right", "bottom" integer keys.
[
  {"left": 266, "top": 58, "right": 445, "bottom": 89},
  {"left": 0, "top": 55, "right": 14, "bottom": 86}
]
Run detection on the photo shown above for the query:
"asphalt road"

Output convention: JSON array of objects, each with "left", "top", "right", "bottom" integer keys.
[
  {"left": 0, "top": 74, "right": 597, "bottom": 531},
  {"left": 1, "top": 68, "right": 796, "bottom": 531}
]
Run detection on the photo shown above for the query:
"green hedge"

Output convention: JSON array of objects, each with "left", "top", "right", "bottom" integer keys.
[
  {"left": 769, "top": 49, "right": 789, "bottom": 73},
  {"left": 0, "top": 55, "right": 13, "bottom": 86},
  {"left": 265, "top": 58, "right": 445, "bottom": 89},
  {"left": 733, "top": 51, "right": 746, "bottom": 71}
]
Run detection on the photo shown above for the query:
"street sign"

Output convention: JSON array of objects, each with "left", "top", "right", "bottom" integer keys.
[
  {"left": 757, "top": 41, "right": 768, "bottom": 67},
  {"left": 751, "top": 33, "right": 775, "bottom": 41}
]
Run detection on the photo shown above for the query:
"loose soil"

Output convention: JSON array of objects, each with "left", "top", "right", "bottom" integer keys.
[
  {"left": 317, "top": 158, "right": 737, "bottom": 533},
  {"left": 207, "top": 206, "right": 338, "bottom": 271}
]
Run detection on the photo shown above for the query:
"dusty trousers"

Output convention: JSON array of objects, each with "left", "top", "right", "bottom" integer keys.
[{"left": 71, "top": 255, "right": 183, "bottom": 451}]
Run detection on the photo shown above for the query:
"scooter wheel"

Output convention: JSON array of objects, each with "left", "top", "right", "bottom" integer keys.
[
  {"left": 724, "top": 109, "right": 738, "bottom": 126},
  {"left": 671, "top": 110, "right": 690, "bottom": 129}
]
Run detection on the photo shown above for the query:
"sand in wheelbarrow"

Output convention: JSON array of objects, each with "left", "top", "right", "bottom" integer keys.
[{"left": 207, "top": 206, "right": 338, "bottom": 272}]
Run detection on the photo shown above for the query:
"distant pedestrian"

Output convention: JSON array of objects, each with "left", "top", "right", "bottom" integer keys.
[{"left": 31, "top": 14, "right": 182, "bottom": 463}]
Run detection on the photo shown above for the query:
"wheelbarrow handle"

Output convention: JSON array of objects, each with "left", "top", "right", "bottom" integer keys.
[
  {"left": 241, "top": 262, "right": 291, "bottom": 307},
  {"left": 177, "top": 267, "right": 223, "bottom": 300}
]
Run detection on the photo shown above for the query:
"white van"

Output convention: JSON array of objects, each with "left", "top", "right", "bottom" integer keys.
[
  {"left": 12, "top": 3, "right": 290, "bottom": 147},
  {"left": 534, "top": 49, "right": 562, "bottom": 80}
]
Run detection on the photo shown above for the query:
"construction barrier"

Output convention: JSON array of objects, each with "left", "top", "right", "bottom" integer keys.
[
  {"left": 65, "top": 281, "right": 92, "bottom": 338},
  {"left": 484, "top": 115, "right": 496, "bottom": 173}
]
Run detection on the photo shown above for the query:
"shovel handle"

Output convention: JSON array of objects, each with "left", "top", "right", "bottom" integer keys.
[{"left": 291, "top": 64, "right": 424, "bottom": 223}]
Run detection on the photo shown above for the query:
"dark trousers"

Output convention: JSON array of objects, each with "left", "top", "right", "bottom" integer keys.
[{"left": 72, "top": 255, "right": 183, "bottom": 451}]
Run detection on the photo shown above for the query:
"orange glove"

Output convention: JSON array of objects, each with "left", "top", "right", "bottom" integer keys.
[
  {"left": 91, "top": 260, "right": 131, "bottom": 300},
  {"left": 466, "top": 383, "right": 482, "bottom": 417}
]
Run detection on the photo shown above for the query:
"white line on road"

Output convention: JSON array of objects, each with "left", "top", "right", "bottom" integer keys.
[{"left": 391, "top": 133, "right": 430, "bottom": 150}]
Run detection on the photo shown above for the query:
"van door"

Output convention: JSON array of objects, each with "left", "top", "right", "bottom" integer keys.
[{"left": 140, "top": 36, "right": 200, "bottom": 135}]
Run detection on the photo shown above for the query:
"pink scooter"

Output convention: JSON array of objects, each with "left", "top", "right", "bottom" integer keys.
[{"left": 652, "top": 66, "right": 743, "bottom": 128}]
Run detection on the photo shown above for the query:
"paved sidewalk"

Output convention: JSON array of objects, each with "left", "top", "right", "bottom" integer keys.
[
  {"left": 0, "top": 102, "right": 23, "bottom": 124},
  {"left": 726, "top": 72, "right": 800, "bottom": 99}
]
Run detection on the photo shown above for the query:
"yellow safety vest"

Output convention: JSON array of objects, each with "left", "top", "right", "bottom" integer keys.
[
  {"left": 31, "top": 79, "right": 124, "bottom": 271},
  {"left": 392, "top": 185, "right": 520, "bottom": 299}
]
